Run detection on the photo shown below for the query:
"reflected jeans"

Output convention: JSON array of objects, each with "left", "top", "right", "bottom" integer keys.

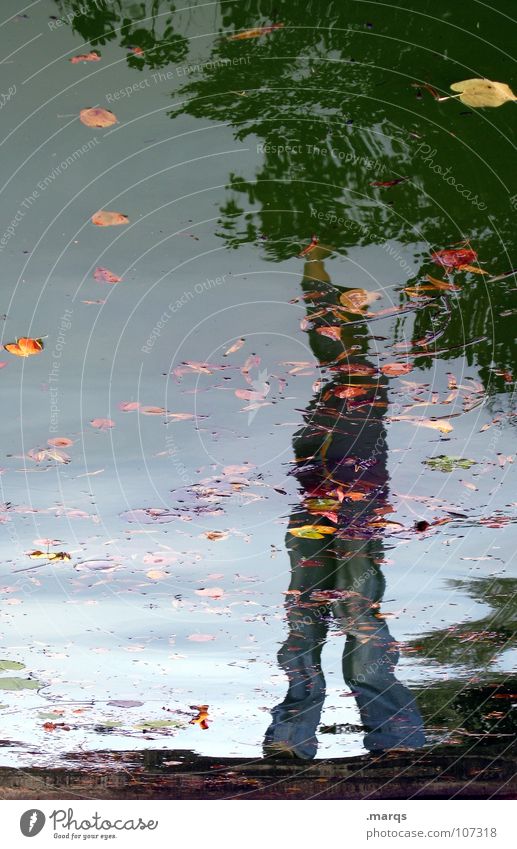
[{"left": 264, "top": 531, "right": 425, "bottom": 758}]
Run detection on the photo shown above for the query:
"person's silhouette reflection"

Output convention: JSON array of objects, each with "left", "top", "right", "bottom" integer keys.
[{"left": 264, "top": 246, "right": 425, "bottom": 758}]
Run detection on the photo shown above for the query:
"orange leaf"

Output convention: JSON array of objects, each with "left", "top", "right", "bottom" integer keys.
[
  {"left": 339, "top": 289, "right": 381, "bottom": 313},
  {"left": 91, "top": 210, "right": 129, "bottom": 226},
  {"left": 426, "top": 275, "right": 461, "bottom": 291},
  {"left": 80, "top": 107, "right": 117, "bottom": 128},
  {"left": 457, "top": 264, "right": 490, "bottom": 275},
  {"left": 228, "top": 23, "right": 284, "bottom": 40},
  {"left": 4, "top": 337, "right": 44, "bottom": 357}
]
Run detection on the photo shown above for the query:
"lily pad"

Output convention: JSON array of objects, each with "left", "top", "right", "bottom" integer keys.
[
  {"left": 0, "top": 677, "right": 42, "bottom": 691},
  {"left": 423, "top": 455, "right": 476, "bottom": 473},
  {"left": 0, "top": 660, "right": 25, "bottom": 671},
  {"left": 134, "top": 719, "right": 184, "bottom": 730}
]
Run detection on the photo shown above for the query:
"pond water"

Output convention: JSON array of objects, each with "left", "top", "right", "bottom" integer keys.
[{"left": 0, "top": 0, "right": 515, "bottom": 768}]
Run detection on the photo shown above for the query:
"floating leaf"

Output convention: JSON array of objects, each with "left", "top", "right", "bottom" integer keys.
[
  {"left": 28, "top": 550, "right": 70, "bottom": 561},
  {"left": 202, "top": 530, "right": 229, "bottom": 541},
  {"left": 330, "top": 385, "right": 368, "bottom": 399},
  {"left": 380, "top": 362, "right": 413, "bottom": 377},
  {"left": 431, "top": 247, "right": 477, "bottom": 269},
  {"left": 146, "top": 569, "right": 168, "bottom": 580},
  {"left": 289, "top": 524, "right": 336, "bottom": 539},
  {"left": 91, "top": 210, "right": 129, "bottom": 226},
  {"left": 190, "top": 705, "right": 210, "bottom": 730},
  {"left": 456, "top": 264, "right": 490, "bottom": 276},
  {"left": 187, "top": 633, "right": 215, "bottom": 642},
  {"left": 94, "top": 267, "right": 122, "bottom": 283},
  {"left": 75, "top": 559, "right": 121, "bottom": 572},
  {"left": 0, "top": 659, "right": 25, "bottom": 671},
  {"left": 134, "top": 719, "right": 184, "bottom": 729},
  {"left": 4, "top": 337, "right": 44, "bottom": 357},
  {"left": 140, "top": 406, "right": 167, "bottom": 415},
  {"left": 223, "top": 339, "right": 245, "bottom": 356},
  {"left": 228, "top": 23, "right": 284, "bottom": 40},
  {"left": 450, "top": 78, "right": 517, "bottom": 108},
  {"left": 0, "top": 677, "right": 41, "bottom": 690},
  {"left": 316, "top": 326, "right": 342, "bottom": 341},
  {"left": 426, "top": 275, "right": 461, "bottom": 292},
  {"left": 90, "top": 418, "right": 115, "bottom": 430},
  {"left": 339, "top": 289, "right": 381, "bottom": 313},
  {"left": 80, "top": 107, "right": 117, "bottom": 127},
  {"left": 107, "top": 700, "right": 144, "bottom": 708},
  {"left": 423, "top": 455, "right": 477, "bottom": 472},
  {"left": 70, "top": 52, "right": 100, "bottom": 63},
  {"left": 370, "top": 177, "right": 408, "bottom": 188},
  {"left": 391, "top": 416, "right": 453, "bottom": 433},
  {"left": 47, "top": 437, "right": 73, "bottom": 447},
  {"left": 195, "top": 586, "right": 225, "bottom": 599}
]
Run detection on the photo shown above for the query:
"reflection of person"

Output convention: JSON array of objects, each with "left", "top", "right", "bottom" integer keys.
[{"left": 264, "top": 247, "right": 425, "bottom": 758}]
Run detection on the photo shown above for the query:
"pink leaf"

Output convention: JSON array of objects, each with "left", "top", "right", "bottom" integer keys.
[
  {"left": 94, "top": 267, "right": 122, "bottom": 284},
  {"left": 187, "top": 633, "right": 215, "bottom": 642},
  {"left": 90, "top": 418, "right": 115, "bottom": 430},
  {"left": 195, "top": 586, "right": 225, "bottom": 599}
]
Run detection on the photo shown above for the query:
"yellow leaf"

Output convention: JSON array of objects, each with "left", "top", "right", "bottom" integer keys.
[
  {"left": 457, "top": 264, "right": 490, "bottom": 275},
  {"left": 450, "top": 78, "right": 517, "bottom": 108},
  {"left": 391, "top": 416, "right": 453, "bottom": 433},
  {"left": 289, "top": 525, "right": 336, "bottom": 539}
]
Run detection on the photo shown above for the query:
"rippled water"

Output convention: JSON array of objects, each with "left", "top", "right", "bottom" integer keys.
[{"left": 0, "top": 0, "right": 515, "bottom": 768}]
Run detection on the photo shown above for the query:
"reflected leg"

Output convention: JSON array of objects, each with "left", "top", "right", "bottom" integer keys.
[
  {"left": 332, "top": 538, "right": 425, "bottom": 752},
  {"left": 263, "top": 529, "right": 334, "bottom": 759}
]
